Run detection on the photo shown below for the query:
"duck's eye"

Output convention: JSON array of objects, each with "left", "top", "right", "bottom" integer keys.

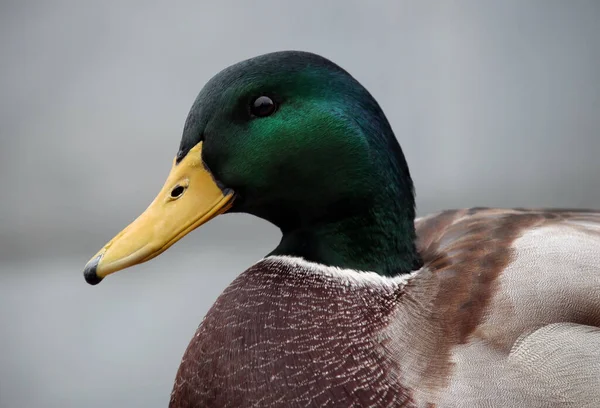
[
  {"left": 170, "top": 185, "right": 186, "bottom": 199},
  {"left": 250, "top": 96, "right": 276, "bottom": 117}
]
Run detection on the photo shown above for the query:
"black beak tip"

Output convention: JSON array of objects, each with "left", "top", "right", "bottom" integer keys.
[{"left": 84, "top": 255, "right": 103, "bottom": 285}]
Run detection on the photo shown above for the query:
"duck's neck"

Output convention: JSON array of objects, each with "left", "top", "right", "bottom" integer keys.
[
  {"left": 264, "top": 89, "right": 420, "bottom": 276},
  {"left": 271, "top": 196, "right": 422, "bottom": 277}
]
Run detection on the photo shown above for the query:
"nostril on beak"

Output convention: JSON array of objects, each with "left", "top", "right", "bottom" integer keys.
[{"left": 170, "top": 185, "right": 186, "bottom": 199}]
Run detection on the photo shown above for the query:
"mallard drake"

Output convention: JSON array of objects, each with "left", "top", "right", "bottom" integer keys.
[{"left": 83, "top": 51, "right": 600, "bottom": 407}]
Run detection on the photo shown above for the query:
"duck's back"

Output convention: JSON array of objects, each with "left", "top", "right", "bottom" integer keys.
[
  {"left": 407, "top": 208, "right": 600, "bottom": 407},
  {"left": 170, "top": 208, "right": 600, "bottom": 408}
]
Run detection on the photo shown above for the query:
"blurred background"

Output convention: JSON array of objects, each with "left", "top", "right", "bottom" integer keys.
[{"left": 1, "top": 1, "right": 599, "bottom": 407}]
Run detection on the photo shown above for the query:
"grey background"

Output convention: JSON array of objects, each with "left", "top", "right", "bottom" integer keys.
[{"left": 1, "top": 1, "right": 599, "bottom": 407}]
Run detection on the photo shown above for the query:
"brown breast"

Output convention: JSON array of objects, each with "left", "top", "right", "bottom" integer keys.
[{"left": 169, "top": 257, "right": 415, "bottom": 408}]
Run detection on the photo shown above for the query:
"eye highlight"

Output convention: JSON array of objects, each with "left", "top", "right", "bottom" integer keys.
[{"left": 250, "top": 96, "right": 277, "bottom": 118}]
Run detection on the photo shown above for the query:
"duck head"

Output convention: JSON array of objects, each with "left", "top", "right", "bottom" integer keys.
[{"left": 83, "top": 51, "right": 420, "bottom": 285}]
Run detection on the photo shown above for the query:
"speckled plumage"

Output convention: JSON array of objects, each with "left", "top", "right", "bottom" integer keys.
[
  {"left": 171, "top": 257, "right": 413, "bottom": 407},
  {"left": 170, "top": 208, "right": 600, "bottom": 407}
]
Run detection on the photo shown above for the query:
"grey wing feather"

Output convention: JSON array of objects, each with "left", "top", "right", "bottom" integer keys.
[{"left": 508, "top": 323, "right": 600, "bottom": 407}]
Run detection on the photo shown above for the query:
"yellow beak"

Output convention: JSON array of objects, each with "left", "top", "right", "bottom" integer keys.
[{"left": 83, "top": 142, "right": 234, "bottom": 285}]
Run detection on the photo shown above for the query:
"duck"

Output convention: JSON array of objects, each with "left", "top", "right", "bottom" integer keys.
[{"left": 83, "top": 51, "right": 600, "bottom": 408}]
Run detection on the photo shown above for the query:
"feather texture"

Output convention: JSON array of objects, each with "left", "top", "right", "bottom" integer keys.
[{"left": 170, "top": 208, "right": 600, "bottom": 407}]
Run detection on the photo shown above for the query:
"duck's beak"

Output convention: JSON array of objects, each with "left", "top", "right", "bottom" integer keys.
[{"left": 83, "top": 142, "right": 234, "bottom": 285}]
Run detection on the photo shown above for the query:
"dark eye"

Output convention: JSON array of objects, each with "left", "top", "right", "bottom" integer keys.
[{"left": 250, "top": 96, "right": 276, "bottom": 117}]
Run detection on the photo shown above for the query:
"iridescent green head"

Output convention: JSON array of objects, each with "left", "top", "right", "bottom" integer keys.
[{"left": 84, "top": 51, "right": 421, "bottom": 285}]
